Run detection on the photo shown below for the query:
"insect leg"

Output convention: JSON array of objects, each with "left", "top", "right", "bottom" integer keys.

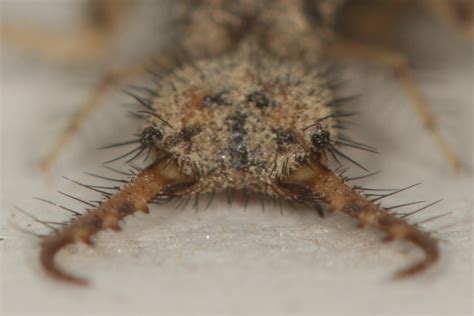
[
  {"left": 424, "top": 0, "right": 474, "bottom": 39},
  {"left": 284, "top": 161, "right": 440, "bottom": 278},
  {"left": 326, "top": 40, "right": 464, "bottom": 172},
  {"left": 39, "top": 63, "right": 147, "bottom": 171},
  {"left": 1, "top": 0, "right": 132, "bottom": 64}
]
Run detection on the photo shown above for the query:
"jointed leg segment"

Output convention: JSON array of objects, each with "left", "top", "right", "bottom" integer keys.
[
  {"left": 327, "top": 40, "right": 463, "bottom": 172},
  {"left": 0, "top": 0, "right": 131, "bottom": 63},
  {"left": 39, "top": 65, "right": 146, "bottom": 171},
  {"left": 425, "top": 0, "right": 474, "bottom": 39},
  {"left": 39, "top": 53, "right": 178, "bottom": 171}
]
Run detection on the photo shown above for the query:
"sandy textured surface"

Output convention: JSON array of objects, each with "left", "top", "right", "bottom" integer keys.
[{"left": 1, "top": 1, "right": 473, "bottom": 315}]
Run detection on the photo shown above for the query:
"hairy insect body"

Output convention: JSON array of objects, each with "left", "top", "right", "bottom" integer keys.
[
  {"left": 35, "top": 0, "right": 442, "bottom": 284},
  {"left": 150, "top": 50, "right": 335, "bottom": 195},
  {"left": 175, "top": 0, "right": 345, "bottom": 62},
  {"left": 150, "top": 0, "right": 344, "bottom": 194}
]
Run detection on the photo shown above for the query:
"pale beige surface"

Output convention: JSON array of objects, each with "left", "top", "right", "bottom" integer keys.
[{"left": 1, "top": 1, "right": 473, "bottom": 315}]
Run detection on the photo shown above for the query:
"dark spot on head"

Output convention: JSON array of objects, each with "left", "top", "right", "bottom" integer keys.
[
  {"left": 295, "top": 155, "right": 306, "bottom": 164},
  {"left": 180, "top": 126, "right": 202, "bottom": 142},
  {"left": 246, "top": 91, "right": 276, "bottom": 109},
  {"left": 227, "top": 112, "right": 249, "bottom": 168},
  {"left": 311, "top": 128, "right": 331, "bottom": 150},
  {"left": 203, "top": 90, "right": 230, "bottom": 107},
  {"left": 228, "top": 112, "right": 247, "bottom": 128},
  {"left": 274, "top": 128, "right": 296, "bottom": 149},
  {"left": 230, "top": 143, "right": 248, "bottom": 167},
  {"left": 141, "top": 126, "right": 163, "bottom": 146}
]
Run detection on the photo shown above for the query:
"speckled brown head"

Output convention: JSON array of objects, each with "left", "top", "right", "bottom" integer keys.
[{"left": 140, "top": 47, "right": 337, "bottom": 196}]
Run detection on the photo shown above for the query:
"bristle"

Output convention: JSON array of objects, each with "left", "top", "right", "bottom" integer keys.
[
  {"left": 385, "top": 200, "right": 426, "bottom": 210},
  {"left": 125, "top": 85, "right": 160, "bottom": 97},
  {"left": 122, "top": 90, "right": 154, "bottom": 111},
  {"left": 102, "top": 145, "right": 146, "bottom": 164},
  {"left": 330, "top": 146, "right": 369, "bottom": 172},
  {"left": 415, "top": 212, "right": 453, "bottom": 226},
  {"left": 346, "top": 171, "right": 381, "bottom": 181},
  {"left": 33, "top": 197, "right": 82, "bottom": 216},
  {"left": 62, "top": 176, "right": 115, "bottom": 197},
  {"left": 98, "top": 139, "right": 140, "bottom": 149},
  {"left": 57, "top": 191, "right": 96, "bottom": 208},
  {"left": 83, "top": 171, "right": 128, "bottom": 183},
  {"left": 14, "top": 206, "right": 57, "bottom": 231},
  {"left": 399, "top": 200, "right": 443, "bottom": 218},
  {"left": 370, "top": 183, "right": 422, "bottom": 202}
]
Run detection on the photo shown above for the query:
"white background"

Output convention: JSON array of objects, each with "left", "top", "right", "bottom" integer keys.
[{"left": 1, "top": 1, "right": 473, "bottom": 315}]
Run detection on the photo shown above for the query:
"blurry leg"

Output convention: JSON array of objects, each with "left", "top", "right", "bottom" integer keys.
[
  {"left": 39, "top": 53, "right": 176, "bottom": 171},
  {"left": 0, "top": 25, "right": 109, "bottom": 63},
  {"left": 426, "top": 0, "right": 474, "bottom": 39},
  {"left": 39, "top": 64, "right": 145, "bottom": 171},
  {"left": 0, "top": 0, "right": 132, "bottom": 63},
  {"left": 327, "top": 40, "right": 463, "bottom": 172}
]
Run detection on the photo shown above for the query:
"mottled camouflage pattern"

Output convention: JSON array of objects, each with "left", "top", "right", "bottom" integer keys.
[{"left": 147, "top": 47, "right": 335, "bottom": 195}]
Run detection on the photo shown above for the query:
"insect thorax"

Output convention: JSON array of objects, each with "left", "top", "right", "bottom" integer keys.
[
  {"left": 144, "top": 49, "right": 337, "bottom": 195},
  {"left": 175, "top": 0, "right": 346, "bottom": 62}
]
